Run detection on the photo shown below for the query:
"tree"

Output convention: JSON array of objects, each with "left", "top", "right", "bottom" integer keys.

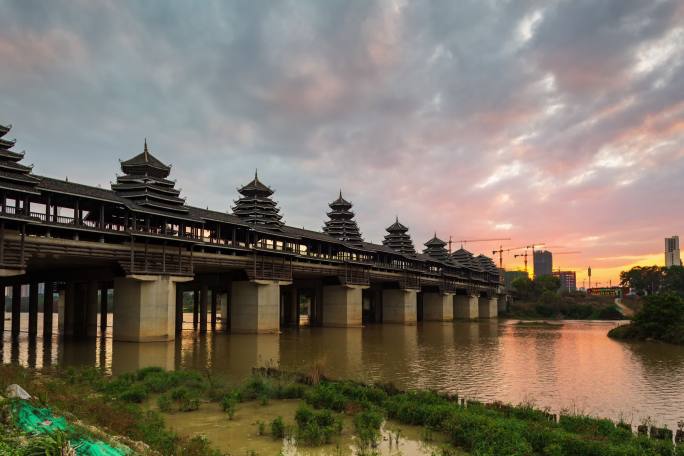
[
  {"left": 511, "top": 277, "right": 535, "bottom": 300},
  {"left": 610, "top": 293, "right": 684, "bottom": 345},
  {"left": 662, "top": 265, "right": 684, "bottom": 296},
  {"left": 619, "top": 266, "right": 663, "bottom": 295},
  {"left": 534, "top": 275, "right": 560, "bottom": 293}
]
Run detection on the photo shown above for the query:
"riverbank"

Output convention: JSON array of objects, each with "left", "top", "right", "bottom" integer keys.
[
  {"left": 504, "top": 293, "right": 634, "bottom": 320},
  {"left": 608, "top": 293, "right": 684, "bottom": 346},
  {"left": 1, "top": 365, "right": 682, "bottom": 455}
]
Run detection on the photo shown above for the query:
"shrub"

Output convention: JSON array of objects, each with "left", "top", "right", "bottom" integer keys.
[
  {"left": 118, "top": 383, "right": 148, "bottom": 403},
  {"left": 353, "top": 408, "right": 384, "bottom": 450},
  {"left": 295, "top": 405, "right": 342, "bottom": 446},
  {"left": 157, "top": 394, "right": 173, "bottom": 413},
  {"left": 271, "top": 416, "right": 286, "bottom": 439},
  {"left": 221, "top": 395, "right": 237, "bottom": 419}
]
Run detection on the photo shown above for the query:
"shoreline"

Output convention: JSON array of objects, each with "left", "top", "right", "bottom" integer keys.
[{"left": 2, "top": 365, "right": 682, "bottom": 455}]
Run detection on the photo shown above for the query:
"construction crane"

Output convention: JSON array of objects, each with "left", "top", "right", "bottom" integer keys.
[
  {"left": 492, "top": 245, "right": 527, "bottom": 269},
  {"left": 448, "top": 237, "right": 511, "bottom": 253}
]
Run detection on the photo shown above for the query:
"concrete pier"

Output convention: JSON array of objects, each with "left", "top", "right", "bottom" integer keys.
[
  {"left": 113, "top": 275, "right": 190, "bottom": 342},
  {"left": 454, "top": 294, "right": 479, "bottom": 319},
  {"left": 382, "top": 289, "right": 417, "bottom": 324},
  {"left": 43, "top": 282, "right": 54, "bottom": 338},
  {"left": 230, "top": 280, "right": 287, "bottom": 334},
  {"left": 422, "top": 292, "right": 454, "bottom": 321},
  {"left": 322, "top": 284, "right": 366, "bottom": 327},
  {"left": 11, "top": 283, "right": 20, "bottom": 337},
  {"left": 479, "top": 296, "right": 498, "bottom": 318}
]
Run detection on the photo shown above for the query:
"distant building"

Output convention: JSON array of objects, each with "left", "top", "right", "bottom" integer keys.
[
  {"left": 553, "top": 270, "right": 577, "bottom": 291},
  {"left": 665, "top": 236, "right": 681, "bottom": 267},
  {"left": 533, "top": 250, "right": 553, "bottom": 277},
  {"left": 587, "top": 286, "right": 629, "bottom": 297},
  {"left": 504, "top": 270, "right": 529, "bottom": 290}
]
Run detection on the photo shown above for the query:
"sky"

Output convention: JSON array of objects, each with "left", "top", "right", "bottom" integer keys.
[{"left": 1, "top": 0, "right": 683, "bottom": 286}]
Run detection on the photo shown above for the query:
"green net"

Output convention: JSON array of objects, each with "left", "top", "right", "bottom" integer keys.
[{"left": 14, "top": 401, "right": 129, "bottom": 455}]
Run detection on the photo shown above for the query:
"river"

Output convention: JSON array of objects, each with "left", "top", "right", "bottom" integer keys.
[{"left": 2, "top": 314, "right": 683, "bottom": 430}]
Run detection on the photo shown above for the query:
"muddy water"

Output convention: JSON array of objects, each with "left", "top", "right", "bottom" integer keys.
[
  {"left": 162, "top": 400, "right": 454, "bottom": 455},
  {"left": 3, "top": 314, "right": 684, "bottom": 429}
]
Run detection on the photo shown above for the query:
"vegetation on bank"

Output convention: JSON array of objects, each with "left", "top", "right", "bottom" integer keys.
[
  {"left": 2, "top": 364, "right": 684, "bottom": 455},
  {"left": 620, "top": 266, "right": 684, "bottom": 297},
  {"left": 608, "top": 292, "right": 684, "bottom": 345},
  {"left": 506, "top": 275, "right": 625, "bottom": 320}
]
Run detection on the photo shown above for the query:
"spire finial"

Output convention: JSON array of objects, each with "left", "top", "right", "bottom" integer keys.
[
  {"left": 339, "top": 189, "right": 342, "bottom": 199},
  {"left": 144, "top": 138, "right": 149, "bottom": 160},
  {"left": 395, "top": 215, "right": 399, "bottom": 223},
  {"left": 254, "top": 169, "right": 258, "bottom": 180}
]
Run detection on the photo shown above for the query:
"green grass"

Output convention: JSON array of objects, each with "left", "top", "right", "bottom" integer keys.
[{"left": 2, "top": 364, "right": 682, "bottom": 456}]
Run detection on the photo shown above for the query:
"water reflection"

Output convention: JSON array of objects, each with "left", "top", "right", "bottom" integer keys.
[{"left": 3, "top": 315, "right": 684, "bottom": 429}]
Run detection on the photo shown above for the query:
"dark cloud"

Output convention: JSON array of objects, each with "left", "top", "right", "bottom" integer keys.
[{"left": 0, "top": 0, "right": 682, "bottom": 281}]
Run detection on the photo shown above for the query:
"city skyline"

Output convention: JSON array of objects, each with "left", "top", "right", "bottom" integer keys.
[{"left": 1, "top": 1, "right": 683, "bottom": 283}]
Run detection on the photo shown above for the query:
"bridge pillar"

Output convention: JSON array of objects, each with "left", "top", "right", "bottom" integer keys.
[
  {"left": 422, "top": 292, "right": 454, "bottom": 321},
  {"left": 478, "top": 296, "right": 498, "bottom": 318},
  {"left": 230, "top": 280, "right": 289, "bottom": 334},
  {"left": 322, "top": 284, "right": 367, "bottom": 327},
  {"left": 58, "top": 287, "right": 70, "bottom": 336},
  {"left": 497, "top": 295, "right": 508, "bottom": 313},
  {"left": 454, "top": 294, "right": 479, "bottom": 319},
  {"left": 382, "top": 289, "right": 417, "bottom": 324},
  {"left": 113, "top": 275, "right": 191, "bottom": 342},
  {"left": 85, "top": 281, "right": 99, "bottom": 337}
]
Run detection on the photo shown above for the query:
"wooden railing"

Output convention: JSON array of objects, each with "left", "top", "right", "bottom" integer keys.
[
  {"left": 247, "top": 254, "right": 292, "bottom": 282},
  {"left": 400, "top": 272, "right": 421, "bottom": 290},
  {"left": 342, "top": 263, "right": 370, "bottom": 286}
]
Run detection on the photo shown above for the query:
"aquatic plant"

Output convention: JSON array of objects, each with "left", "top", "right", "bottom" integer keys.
[
  {"left": 353, "top": 408, "right": 383, "bottom": 450},
  {"left": 270, "top": 416, "right": 285, "bottom": 439},
  {"left": 221, "top": 395, "right": 237, "bottom": 419},
  {"left": 294, "top": 404, "right": 342, "bottom": 446}
]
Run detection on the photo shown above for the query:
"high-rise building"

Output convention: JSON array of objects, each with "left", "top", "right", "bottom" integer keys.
[
  {"left": 533, "top": 250, "right": 553, "bottom": 277},
  {"left": 665, "top": 236, "right": 681, "bottom": 267},
  {"left": 553, "top": 270, "right": 577, "bottom": 291}
]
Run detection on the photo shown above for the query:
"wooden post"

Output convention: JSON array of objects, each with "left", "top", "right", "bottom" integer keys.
[
  {"left": 43, "top": 281, "right": 54, "bottom": 338},
  {"left": 19, "top": 223, "right": 25, "bottom": 266},
  {"left": 28, "top": 281, "right": 38, "bottom": 336},
  {"left": 0, "top": 285, "right": 5, "bottom": 336},
  {"left": 200, "top": 283, "right": 208, "bottom": 333},
  {"left": 144, "top": 239, "right": 149, "bottom": 272},
  {"left": 11, "top": 283, "right": 21, "bottom": 337},
  {"left": 0, "top": 220, "right": 5, "bottom": 265},
  {"left": 100, "top": 287, "right": 108, "bottom": 333}
]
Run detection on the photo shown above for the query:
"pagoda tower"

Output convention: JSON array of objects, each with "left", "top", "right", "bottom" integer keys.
[
  {"left": 232, "top": 171, "right": 284, "bottom": 230},
  {"left": 423, "top": 234, "right": 450, "bottom": 262},
  {"left": 322, "top": 191, "right": 363, "bottom": 246},
  {"left": 112, "top": 140, "right": 188, "bottom": 213},
  {"left": 382, "top": 217, "right": 416, "bottom": 255},
  {"left": 476, "top": 254, "right": 499, "bottom": 275},
  {"left": 0, "top": 123, "right": 40, "bottom": 192},
  {"left": 451, "top": 247, "right": 481, "bottom": 271}
]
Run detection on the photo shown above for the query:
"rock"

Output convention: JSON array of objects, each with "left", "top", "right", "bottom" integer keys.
[{"left": 5, "top": 384, "right": 31, "bottom": 400}]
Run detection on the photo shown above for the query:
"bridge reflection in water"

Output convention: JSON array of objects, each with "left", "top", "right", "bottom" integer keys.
[{"left": 3, "top": 314, "right": 684, "bottom": 431}]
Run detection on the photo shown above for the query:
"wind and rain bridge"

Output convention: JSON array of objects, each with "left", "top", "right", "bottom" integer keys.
[{"left": 0, "top": 123, "right": 504, "bottom": 342}]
